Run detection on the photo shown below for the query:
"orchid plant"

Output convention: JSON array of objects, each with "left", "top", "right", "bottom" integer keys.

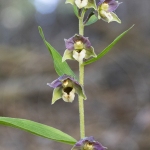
[{"left": 0, "top": 0, "right": 134, "bottom": 149}]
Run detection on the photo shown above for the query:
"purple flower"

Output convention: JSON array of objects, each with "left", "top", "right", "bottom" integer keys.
[
  {"left": 62, "top": 34, "right": 96, "bottom": 64},
  {"left": 71, "top": 136, "right": 107, "bottom": 150},
  {"left": 47, "top": 75, "right": 86, "bottom": 104},
  {"left": 97, "top": 0, "right": 122, "bottom": 23}
]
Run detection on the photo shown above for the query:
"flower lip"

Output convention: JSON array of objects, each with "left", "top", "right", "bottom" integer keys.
[{"left": 63, "top": 87, "right": 73, "bottom": 95}]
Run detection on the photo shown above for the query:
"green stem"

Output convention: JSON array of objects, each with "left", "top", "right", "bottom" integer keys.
[
  {"left": 78, "top": 64, "right": 85, "bottom": 138},
  {"left": 79, "top": 9, "right": 85, "bottom": 35},
  {"left": 78, "top": 9, "right": 85, "bottom": 138},
  {"left": 79, "top": 17, "right": 84, "bottom": 35}
]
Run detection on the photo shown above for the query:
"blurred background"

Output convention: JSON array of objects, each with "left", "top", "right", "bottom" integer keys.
[{"left": 0, "top": 0, "right": 150, "bottom": 150}]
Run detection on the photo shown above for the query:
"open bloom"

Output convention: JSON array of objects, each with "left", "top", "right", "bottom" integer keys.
[
  {"left": 97, "top": 0, "right": 122, "bottom": 23},
  {"left": 47, "top": 75, "right": 86, "bottom": 104},
  {"left": 66, "top": 0, "right": 97, "bottom": 10},
  {"left": 71, "top": 136, "right": 107, "bottom": 150},
  {"left": 62, "top": 34, "right": 96, "bottom": 64}
]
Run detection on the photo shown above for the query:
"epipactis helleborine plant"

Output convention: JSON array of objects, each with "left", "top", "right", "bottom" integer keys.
[
  {"left": 97, "top": 0, "right": 122, "bottom": 23},
  {"left": 47, "top": 74, "right": 86, "bottom": 104},
  {"left": 62, "top": 34, "right": 97, "bottom": 64},
  {"left": 71, "top": 136, "right": 107, "bottom": 150},
  {"left": 66, "top": 0, "right": 97, "bottom": 9},
  {"left": 0, "top": 0, "right": 133, "bottom": 150}
]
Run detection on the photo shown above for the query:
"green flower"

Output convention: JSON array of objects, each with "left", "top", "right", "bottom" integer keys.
[
  {"left": 47, "top": 75, "right": 86, "bottom": 104},
  {"left": 97, "top": 0, "right": 122, "bottom": 23},
  {"left": 62, "top": 34, "right": 96, "bottom": 64}
]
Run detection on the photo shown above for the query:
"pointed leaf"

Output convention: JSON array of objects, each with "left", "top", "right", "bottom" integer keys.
[
  {"left": 38, "top": 26, "right": 76, "bottom": 79},
  {"left": 0, "top": 117, "right": 77, "bottom": 145},
  {"left": 83, "top": 25, "right": 134, "bottom": 65}
]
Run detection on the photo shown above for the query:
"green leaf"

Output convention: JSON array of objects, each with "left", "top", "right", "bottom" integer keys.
[
  {"left": 38, "top": 26, "right": 76, "bottom": 79},
  {"left": 0, "top": 117, "right": 77, "bottom": 145},
  {"left": 85, "top": 14, "right": 98, "bottom": 26},
  {"left": 83, "top": 25, "right": 134, "bottom": 65},
  {"left": 73, "top": 5, "right": 79, "bottom": 18}
]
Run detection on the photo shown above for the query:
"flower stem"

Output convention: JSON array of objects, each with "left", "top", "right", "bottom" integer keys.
[
  {"left": 79, "top": 9, "right": 85, "bottom": 35},
  {"left": 78, "top": 9, "right": 85, "bottom": 138},
  {"left": 79, "top": 63, "right": 85, "bottom": 138},
  {"left": 79, "top": 17, "right": 84, "bottom": 36}
]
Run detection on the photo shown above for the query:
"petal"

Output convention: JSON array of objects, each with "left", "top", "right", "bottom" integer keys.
[
  {"left": 100, "top": 10, "right": 114, "bottom": 23},
  {"left": 97, "top": 0, "right": 105, "bottom": 6},
  {"left": 51, "top": 87, "right": 62, "bottom": 104},
  {"left": 73, "top": 49, "right": 86, "bottom": 63},
  {"left": 85, "top": 46, "right": 97, "bottom": 59},
  {"left": 94, "top": 142, "right": 107, "bottom": 150},
  {"left": 62, "top": 49, "right": 74, "bottom": 62},
  {"left": 107, "top": 0, "right": 121, "bottom": 12},
  {"left": 84, "top": 136, "right": 95, "bottom": 142},
  {"left": 58, "top": 74, "right": 75, "bottom": 82},
  {"left": 47, "top": 79, "right": 62, "bottom": 88},
  {"left": 83, "top": 37, "right": 92, "bottom": 48},
  {"left": 71, "top": 137, "right": 89, "bottom": 150},
  {"left": 75, "top": 0, "right": 88, "bottom": 9},
  {"left": 64, "top": 38, "right": 75, "bottom": 50},
  {"left": 73, "top": 35, "right": 92, "bottom": 48},
  {"left": 74, "top": 81, "right": 87, "bottom": 100},
  {"left": 109, "top": 12, "right": 121, "bottom": 23}
]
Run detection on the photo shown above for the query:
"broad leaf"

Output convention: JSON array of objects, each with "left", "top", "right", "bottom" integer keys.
[
  {"left": 38, "top": 26, "right": 76, "bottom": 79},
  {"left": 84, "top": 25, "right": 134, "bottom": 65},
  {"left": 0, "top": 117, "right": 77, "bottom": 145}
]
